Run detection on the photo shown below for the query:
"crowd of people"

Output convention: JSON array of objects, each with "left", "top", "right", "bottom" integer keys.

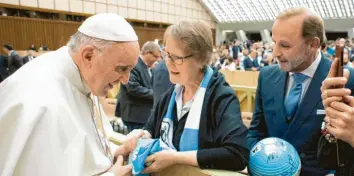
[
  {"left": 210, "top": 37, "right": 354, "bottom": 73},
  {"left": 0, "top": 44, "right": 49, "bottom": 82},
  {"left": 1, "top": 7, "right": 354, "bottom": 176}
]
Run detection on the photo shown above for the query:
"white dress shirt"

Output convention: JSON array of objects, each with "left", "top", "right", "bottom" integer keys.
[
  {"left": 8, "top": 50, "right": 14, "bottom": 56},
  {"left": 285, "top": 50, "right": 322, "bottom": 104},
  {"left": 175, "top": 85, "right": 194, "bottom": 121}
]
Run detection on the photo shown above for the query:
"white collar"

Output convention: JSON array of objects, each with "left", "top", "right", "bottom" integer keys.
[
  {"left": 289, "top": 49, "right": 321, "bottom": 78},
  {"left": 57, "top": 46, "right": 91, "bottom": 95},
  {"left": 8, "top": 50, "right": 14, "bottom": 56}
]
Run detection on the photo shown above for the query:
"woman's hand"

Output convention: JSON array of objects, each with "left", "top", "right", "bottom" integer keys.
[
  {"left": 321, "top": 57, "right": 351, "bottom": 108},
  {"left": 324, "top": 96, "right": 354, "bottom": 148},
  {"left": 142, "top": 150, "right": 178, "bottom": 173}
]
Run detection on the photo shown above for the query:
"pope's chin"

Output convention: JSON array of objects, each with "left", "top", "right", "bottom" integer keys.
[{"left": 92, "top": 86, "right": 110, "bottom": 97}]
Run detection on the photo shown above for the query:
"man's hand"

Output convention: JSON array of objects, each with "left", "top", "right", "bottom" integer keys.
[{"left": 108, "top": 155, "right": 132, "bottom": 176}]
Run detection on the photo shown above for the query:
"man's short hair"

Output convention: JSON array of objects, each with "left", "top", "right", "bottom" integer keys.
[
  {"left": 141, "top": 41, "right": 160, "bottom": 54},
  {"left": 277, "top": 7, "right": 326, "bottom": 45},
  {"left": 3, "top": 44, "right": 13, "bottom": 51}
]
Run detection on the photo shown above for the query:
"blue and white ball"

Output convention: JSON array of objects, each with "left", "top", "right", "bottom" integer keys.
[{"left": 249, "top": 137, "right": 301, "bottom": 176}]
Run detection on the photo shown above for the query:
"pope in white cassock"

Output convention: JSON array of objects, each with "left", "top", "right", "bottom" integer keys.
[{"left": 0, "top": 13, "right": 144, "bottom": 176}]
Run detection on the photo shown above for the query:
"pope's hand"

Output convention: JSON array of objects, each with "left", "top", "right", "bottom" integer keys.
[
  {"left": 108, "top": 155, "right": 132, "bottom": 176},
  {"left": 114, "top": 130, "right": 144, "bottom": 159}
]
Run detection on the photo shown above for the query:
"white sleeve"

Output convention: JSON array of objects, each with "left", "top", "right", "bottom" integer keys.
[{"left": 101, "top": 172, "right": 115, "bottom": 176}]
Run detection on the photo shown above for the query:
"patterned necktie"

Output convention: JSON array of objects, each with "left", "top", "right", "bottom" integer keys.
[{"left": 284, "top": 73, "right": 308, "bottom": 120}]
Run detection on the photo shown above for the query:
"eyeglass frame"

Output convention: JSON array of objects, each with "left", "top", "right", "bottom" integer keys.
[
  {"left": 148, "top": 51, "right": 162, "bottom": 59},
  {"left": 162, "top": 51, "right": 193, "bottom": 65}
]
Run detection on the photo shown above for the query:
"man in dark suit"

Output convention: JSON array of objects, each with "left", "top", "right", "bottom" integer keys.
[
  {"left": 247, "top": 7, "right": 354, "bottom": 176},
  {"left": 0, "top": 55, "right": 9, "bottom": 83},
  {"left": 243, "top": 49, "right": 257, "bottom": 71},
  {"left": 116, "top": 41, "right": 161, "bottom": 132},
  {"left": 22, "top": 50, "right": 36, "bottom": 64},
  {"left": 2, "top": 44, "right": 23, "bottom": 75},
  {"left": 253, "top": 49, "right": 267, "bottom": 69},
  {"left": 152, "top": 59, "right": 173, "bottom": 107},
  {"left": 232, "top": 40, "right": 241, "bottom": 60}
]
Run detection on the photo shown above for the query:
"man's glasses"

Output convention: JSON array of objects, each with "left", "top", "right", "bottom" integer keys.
[
  {"left": 161, "top": 51, "right": 193, "bottom": 65},
  {"left": 149, "top": 52, "right": 161, "bottom": 59}
]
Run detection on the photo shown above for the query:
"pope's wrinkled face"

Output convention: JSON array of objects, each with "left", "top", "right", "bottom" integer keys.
[{"left": 80, "top": 42, "right": 140, "bottom": 96}]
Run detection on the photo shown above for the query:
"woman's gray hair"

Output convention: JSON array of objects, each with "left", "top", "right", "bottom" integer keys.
[
  {"left": 67, "top": 31, "right": 116, "bottom": 54},
  {"left": 164, "top": 20, "right": 214, "bottom": 67}
]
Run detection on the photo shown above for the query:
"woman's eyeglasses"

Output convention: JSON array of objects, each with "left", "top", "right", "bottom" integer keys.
[{"left": 161, "top": 51, "right": 193, "bottom": 65}]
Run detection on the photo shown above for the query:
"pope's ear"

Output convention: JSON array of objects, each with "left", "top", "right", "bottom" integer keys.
[{"left": 80, "top": 45, "right": 95, "bottom": 68}]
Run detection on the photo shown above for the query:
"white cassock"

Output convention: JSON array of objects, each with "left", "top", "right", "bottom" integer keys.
[{"left": 0, "top": 46, "right": 117, "bottom": 176}]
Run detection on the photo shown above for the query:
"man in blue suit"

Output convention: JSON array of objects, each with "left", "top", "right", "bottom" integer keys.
[
  {"left": 243, "top": 49, "right": 257, "bottom": 71},
  {"left": 247, "top": 7, "right": 354, "bottom": 176}
]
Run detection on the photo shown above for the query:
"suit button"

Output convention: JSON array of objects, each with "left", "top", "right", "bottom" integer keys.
[{"left": 300, "top": 153, "right": 306, "bottom": 158}]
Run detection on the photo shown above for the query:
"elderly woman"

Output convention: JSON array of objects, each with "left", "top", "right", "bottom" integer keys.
[{"left": 140, "top": 20, "right": 249, "bottom": 173}]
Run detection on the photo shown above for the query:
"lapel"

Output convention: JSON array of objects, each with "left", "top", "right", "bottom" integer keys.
[
  {"left": 273, "top": 68, "right": 289, "bottom": 136},
  {"left": 138, "top": 57, "right": 152, "bottom": 88},
  {"left": 254, "top": 59, "right": 259, "bottom": 67},
  {"left": 283, "top": 57, "right": 331, "bottom": 140}
]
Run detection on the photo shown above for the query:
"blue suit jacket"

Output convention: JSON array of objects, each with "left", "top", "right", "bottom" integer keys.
[
  {"left": 247, "top": 57, "right": 354, "bottom": 176},
  {"left": 243, "top": 57, "right": 254, "bottom": 71},
  {"left": 252, "top": 58, "right": 260, "bottom": 68}
]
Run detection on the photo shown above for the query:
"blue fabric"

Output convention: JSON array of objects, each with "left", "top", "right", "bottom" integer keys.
[
  {"left": 284, "top": 73, "right": 308, "bottom": 120},
  {"left": 328, "top": 170, "right": 336, "bottom": 174},
  {"left": 131, "top": 139, "right": 162, "bottom": 176},
  {"left": 327, "top": 47, "right": 335, "bottom": 56},
  {"left": 179, "top": 128, "right": 199, "bottom": 151}
]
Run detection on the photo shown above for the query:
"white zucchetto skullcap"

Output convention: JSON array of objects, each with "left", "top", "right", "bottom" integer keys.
[{"left": 78, "top": 13, "right": 138, "bottom": 42}]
